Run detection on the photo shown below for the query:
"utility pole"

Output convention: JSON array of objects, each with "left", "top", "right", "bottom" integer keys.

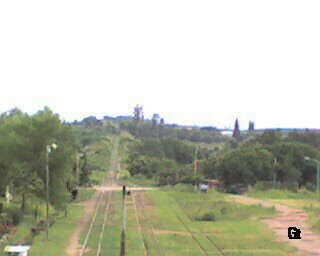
[
  {"left": 46, "top": 145, "right": 50, "bottom": 241},
  {"left": 45, "top": 143, "right": 57, "bottom": 241},
  {"left": 76, "top": 150, "right": 80, "bottom": 200}
]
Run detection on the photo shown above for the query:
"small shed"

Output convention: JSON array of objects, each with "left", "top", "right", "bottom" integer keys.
[
  {"left": 199, "top": 183, "right": 209, "bottom": 193},
  {"left": 3, "top": 246, "right": 30, "bottom": 256}
]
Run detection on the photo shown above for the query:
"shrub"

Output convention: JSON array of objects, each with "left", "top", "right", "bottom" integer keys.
[
  {"left": 305, "top": 183, "right": 315, "bottom": 192},
  {"left": 0, "top": 214, "right": 12, "bottom": 226},
  {"left": 120, "top": 170, "right": 131, "bottom": 180},
  {"left": 0, "top": 223, "right": 12, "bottom": 236},
  {"left": 7, "top": 208, "right": 24, "bottom": 225},
  {"left": 220, "top": 206, "right": 227, "bottom": 215},
  {"left": 195, "top": 212, "right": 216, "bottom": 221}
]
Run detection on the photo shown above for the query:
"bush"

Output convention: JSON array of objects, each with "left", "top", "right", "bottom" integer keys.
[
  {"left": 120, "top": 170, "right": 131, "bottom": 180},
  {"left": 7, "top": 208, "right": 24, "bottom": 225},
  {"left": 220, "top": 206, "right": 227, "bottom": 215},
  {"left": 0, "top": 223, "right": 12, "bottom": 236},
  {"left": 305, "top": 182, "right": 316, "bottom": 191},
  {"left": 195, "top": 212, "right": 216, "bottom": 221},
  {"left": 0, "top": 214, "right": 12, "bottom": 226}
]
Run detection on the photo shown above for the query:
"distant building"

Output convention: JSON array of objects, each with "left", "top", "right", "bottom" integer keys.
[{"left": 220, "top": 130, "right": 233, "bottom": 136}]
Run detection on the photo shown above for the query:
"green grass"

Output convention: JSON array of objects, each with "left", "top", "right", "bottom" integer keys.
[
  {"left": 77, "top": 187, "right": 295, "bottom": 256},
  {"left": 78, "top": 188, "right": 95, "bottom": 202},
  {"left": 124, "top": 174, "right": 158, "bottom": 187},
  {"left": 170, "top": 189, "right": 276, "bottom": 222},
  {"left": 247, "top": 188, "right": 320, "bottom": 200},
  {"left": 29, "top": 203, "right": 83, "bottom": 256},
  {"left": 0, "top": 187, "right": 95, "bottom": 256},
  {"left": 142, "top": 189, "right": 296, "bottom": 255},
  {"left": 247, "top": 188, "right": 320, "bottom": 234},
  {"left": 0, "top": 135, "right": 117, "bottom": 255},
  {"left": 80, "top": 192, "right": 122, "bottom": 255},
  {"left": 90, "top": 170, "right": 107, "bottom": 185}
]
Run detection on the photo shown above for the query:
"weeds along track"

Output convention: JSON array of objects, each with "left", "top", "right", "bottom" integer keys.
[
  {"left": 134, "top": 192, "right": 164, "bottom": 256},
  {"left": 168, "top": 203, "right": 211, "bottom": 256},
  {"left": 132, "top": 194, "right": 148, "bottom": 256},
  {"left": 80, "top": 187, "right": 113, "bottom": 256},
  {"left": 169, "top": 195, "right": 227, "bottom": 256},
  {"left": 96, "top": 191, "right": 112, "bottom": 256},
  {"left": 80, "top": 191, "right": 104, "bottom": 256}
]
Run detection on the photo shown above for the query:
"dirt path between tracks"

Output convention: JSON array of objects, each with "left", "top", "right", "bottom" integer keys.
[
  {"left": 65, "top": 190, "right": 100, "bottom": 256},
  {"left": 232, "top": 195, "right": 320, "bottom": 256}
]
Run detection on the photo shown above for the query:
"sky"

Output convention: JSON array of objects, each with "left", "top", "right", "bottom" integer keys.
[{"left": 0, "top": 1, "right": 319, "bottom": 129}]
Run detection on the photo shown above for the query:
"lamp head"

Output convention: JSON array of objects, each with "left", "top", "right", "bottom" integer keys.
[{"left": 304, "top": 156, "right": 311, "bottom": 161}]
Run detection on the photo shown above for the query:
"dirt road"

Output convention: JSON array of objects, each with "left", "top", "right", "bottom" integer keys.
[{"left": 232, "top": 195, "right": 320, "bottom": 256}]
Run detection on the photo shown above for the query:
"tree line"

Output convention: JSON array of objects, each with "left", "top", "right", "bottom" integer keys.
[{"left": 0, "top": 107, "right": 78, "bottom": 209}]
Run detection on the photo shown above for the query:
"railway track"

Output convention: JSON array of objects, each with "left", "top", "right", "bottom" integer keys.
[
  {"left": 96, "top": 191, "right": 112, "bottom": 256},
  {"left": 169, "top": 195, "right": 227, "bottom": 256},
  {"left": 168, "top": 203, "right": 210, "bottom": 256},
  {"left": 134, "top": 192, "right": 164, "bottom": 256},
  {"left": 80, "top": 183, "right": 113, "bottom": 256},
  {"left": 80, "top": 191, "right": 105, "bottom": 256},
  {"left": 132, "top": 193, "right": 148, "bottom": 256}
]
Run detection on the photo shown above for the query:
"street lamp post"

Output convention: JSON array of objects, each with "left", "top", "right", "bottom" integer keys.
[
  {"left": 46, "top": 143, "right": 57, "bottom": 241},
  {"left": 304, "top": 156, "right": 320, "bottom": 194}
]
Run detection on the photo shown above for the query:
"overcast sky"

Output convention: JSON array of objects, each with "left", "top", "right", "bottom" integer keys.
[{"left": 1, "top": 1, "right": 319, "bottom": 129}]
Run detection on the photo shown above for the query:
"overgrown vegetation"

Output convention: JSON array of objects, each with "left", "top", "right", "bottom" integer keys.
[
  {"left": 169, "top": 185, "right": 276, "bottom": 222},
  {"left": 145, "top": 189, "right": 295, "bottom": 255}
]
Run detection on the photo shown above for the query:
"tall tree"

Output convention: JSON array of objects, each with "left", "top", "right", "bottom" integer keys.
[
  {"left": 133, "top": 105, "right": 143, "bottom": 137},
  {"left": 0, "top": 107, "right": 77, "bottom": 209},
  {"left": 248, "top": 121, "right": 255, "bottom": 131},
  {"left": 232, "top": 118, "right": 241, "bottom": 141},
  {"left": 151, "top": 113, "right": 160, "bottom": 136},
  {"left": 133, "top": 105, "right": 143, "bottom": 122}
]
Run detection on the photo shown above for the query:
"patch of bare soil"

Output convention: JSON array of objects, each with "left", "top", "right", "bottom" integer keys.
[
  {"left": 232, "top": 195, "right": 320, "bottom": 256},
  {"left": 65, "top": 191, "right": 100, "bottom": 256}
]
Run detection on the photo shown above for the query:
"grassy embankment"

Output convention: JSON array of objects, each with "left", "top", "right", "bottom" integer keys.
[{"left": 247, "top": 189, "right": 320, "bottom": 234}]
